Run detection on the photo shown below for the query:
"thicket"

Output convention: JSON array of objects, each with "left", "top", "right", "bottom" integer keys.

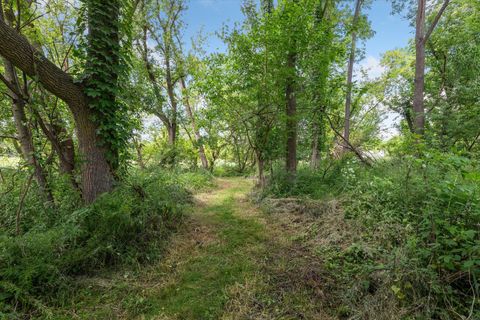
[
  {"left": 0, "top": 168, "right": 212, "bottom": 318},
  {"left": 262, "top": 145, "right": 480, "bottom": 318}
]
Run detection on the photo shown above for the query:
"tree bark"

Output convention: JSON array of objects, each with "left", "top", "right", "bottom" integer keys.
[
  {"left": 3, "top": 62, "right": 54, "bottom": 202},
  {"left": 164, "top": 52, "right": 178, "bottom": 150},
  {"left": 413, "top": 0, "right": 450, "bottom": 135},
  {"left": 34, "top": 108, "right": 78, "bottom": 189},
  {"left": 0, "top": 17, "right": 114, "bottom": 203},
  {"left": 140, "top": 25, "right": 176, "bottom": 153},
  {"left": 133, "top": 136, "right": 146, "bottom": 169},
  {"left": 413, "top": 0, "right": 426, "bottom": 135},
  {"left": 179, "top": 77, "right": 209, "bottom": 170},
  {"left": 343, "top": 0, "right": 362, "bottom": 150},
  {"left": 255, "top": 151, "right": 266, "bottom": 188}
]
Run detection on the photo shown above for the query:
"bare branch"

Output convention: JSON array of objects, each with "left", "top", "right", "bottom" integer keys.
[
  {"left": 326, "top": 113, "right": 372, "bottom": 167},
  {"left": 0, "top": 73, "right": 26, "bottom": 100},
  {"left": 0, "top": 135, "right": 18, "bottom": 140},
  {"left": 423, "top": 0, "right": 450, "bottom": 44}
]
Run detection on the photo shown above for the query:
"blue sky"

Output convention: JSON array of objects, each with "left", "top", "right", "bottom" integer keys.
[{"left": 183, "top": 0, "right": 413, "bottom": 70}]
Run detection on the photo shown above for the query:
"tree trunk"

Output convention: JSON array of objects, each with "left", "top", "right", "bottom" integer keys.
[
  {"left": 165, "top": 49, "right": 178, "bottom": 148},
  {"left": 85, "top": 0, "right": 121, "bottom": 171},
  {"left": 343, "top": 0, "right": 362, "bottom": 150},
  {"left": 34, "top": 110, "right": 78, "bottom": 190},
  {"left": 0, "top": 3, "right": 53, "bottom": 202},
  {"left": 285, "top": 51, "right": 297, "bottom": 178},
  {"left": 413, "top": 0, "right": 450, "bottom": 135},
  {"left": 413, "top": 0, "right": 426, "bottom": 135},
  {"left": 73, "top": 102, "right": 115, "bottom": 203},
  {"left": 255, "top": 151, "right": 266, "bottom": 188},
  {"left": 3, "top": 61, "right": 54, "bottom": 202},
  {"left": 0, "top": 18, "right": 115, "bottom": 203},
  {"left": 133, "top": 136, "right": 146, "bottom": 169},
  {"left": 140, "top": 25, "right": 174, "bottom": 147},
  {"left": 179, "top": 77, "right": 209, "bottom": 170},
  {"left": 310, "top": 120, "right": 321, "bottom": 170}
]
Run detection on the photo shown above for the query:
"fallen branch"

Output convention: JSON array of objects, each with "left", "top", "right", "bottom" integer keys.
[{"left": 326, "top": 114, "right": 372, "bottom": 167}]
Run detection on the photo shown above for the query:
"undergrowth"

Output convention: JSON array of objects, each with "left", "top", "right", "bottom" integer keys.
[
  {"left": 0, "top": 168, "right": 213, "bottom": 318},
  {"left": 262, "top": 151, "right": 480, "bottom": 319}
]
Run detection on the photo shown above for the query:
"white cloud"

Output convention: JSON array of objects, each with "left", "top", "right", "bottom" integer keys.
[{"left": 357, "top": 56, "right": 385, "bottom": 80}]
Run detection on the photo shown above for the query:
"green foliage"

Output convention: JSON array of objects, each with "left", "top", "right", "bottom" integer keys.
[
  {"left": 262, "top": 157, "right": 358, "bottom": 199},
  {"left": 262, "top": 148, "right": 479, "bottom": 318},
  {"left": 212, "top": 163, "right": 255, "bottom": 177},
  {"left": 75, "top": 0, "right": 134, "bottom": 171},
  {"left": 0, "top": 169, "right": 196, "bottom": 317},
  {"left": 342, "top": 152, "right": 479, "bottom": 317}
]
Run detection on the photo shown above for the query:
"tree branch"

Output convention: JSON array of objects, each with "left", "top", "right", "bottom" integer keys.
[
  {"left": 0, "top": 134, "right": 18, "bottom": 140},
  {"left": 0, "top": 73, "right": 27, "bottom": 101},
  {"left": 326, "top": 113, "right": 372, "bottom": 166},
  {"left": 423, "top": 0, "right": 450, "bottom": 44},
  {"left": 0, "top": 19, "right": 86, "bottom": 114}
]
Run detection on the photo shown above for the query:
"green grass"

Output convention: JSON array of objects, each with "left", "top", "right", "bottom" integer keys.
[
  {"left": 48, "top": 178, "right": 268, "bottom": 319},
  {"left": 146, "top": 186, "right": 265, "bottom": 319},
  {"left": 46, "top": 178, "right": 336, "bottom": 320}
]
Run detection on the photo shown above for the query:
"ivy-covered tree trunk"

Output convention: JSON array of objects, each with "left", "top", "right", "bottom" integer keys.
[
  {"left": 85, "top": 0, "right": 121, "bottom": 170},
  {"left": 0, "top": 1, "right": 124, "bottom": 203}
]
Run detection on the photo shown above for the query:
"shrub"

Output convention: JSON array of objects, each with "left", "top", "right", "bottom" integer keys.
[
  {"left": 342, "top": 153, "right": 479, "bottom": 318},
  {"left": 0, "top": 169, "right": 194, "bottom": 317},
  {"left": 262, "top": 152, "right": 479, "bottom": 318},
  {"left": 261, "top": 157, "right": 358, "bottom": 199}
]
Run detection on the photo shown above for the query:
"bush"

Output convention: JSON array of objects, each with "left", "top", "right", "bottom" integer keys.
[
  {"left": 261, "top": 157, "right": 358, "bottom": 199},
  {"left": 177, "top": 169, "right": 216, "bottom": 191},
  {"left": 262, "top": 152, "right": 479, "bottom": 318},
  {"left": 212, "top": 163, "right": 254, "bottom": 177},
  {"left": 0, "top": 169, "right": 195, "bottom": 317},
  {"left": 341, "top": 152, "right": 479, "bottom": 318}
]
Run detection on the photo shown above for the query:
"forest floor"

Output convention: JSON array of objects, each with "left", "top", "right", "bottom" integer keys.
[{"left": 53, "top": 177, "right": 336, "bottom": 319}]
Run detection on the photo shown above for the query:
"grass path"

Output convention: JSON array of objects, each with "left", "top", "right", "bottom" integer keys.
[{"left": 54, "top": 178, "right": 331, "bottom": 319}]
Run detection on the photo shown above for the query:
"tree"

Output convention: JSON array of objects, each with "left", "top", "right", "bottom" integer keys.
[
  {"left": 308, "top": 0, "right": 339, "bottom": 169},
  {"left": 179, "top": 75, "right": 209, "bottom": 170},
  {"left": 0, "top": 1, "right": 54, "bottom": 202},
  {"left": 343, "top": 0, "right": 363, "bottom": 151},
  {"left": 0, "top": 0, "right": 129, "bottom": 203},
  {"left": 282, "top": 0, "right": 300, "bottom": 180},
  {"left": 412, "top": 0, "right": 450, "bottom": 135}
]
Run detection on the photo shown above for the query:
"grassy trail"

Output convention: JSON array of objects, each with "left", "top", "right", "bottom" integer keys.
[{"left": 54, "top": 178, "right": 330, "bottom": 319}]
